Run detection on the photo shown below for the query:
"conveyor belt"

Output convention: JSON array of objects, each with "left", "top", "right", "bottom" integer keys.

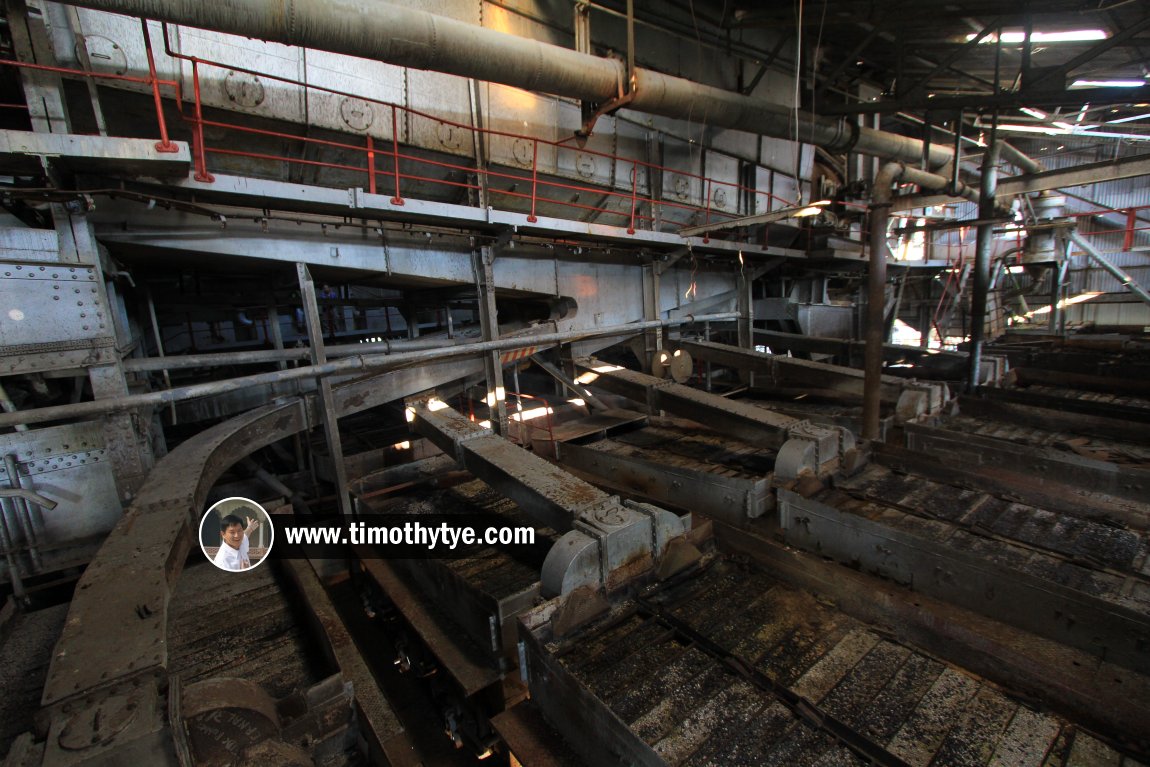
[{"left": 530, "top": 556, "right": 1146, "bottom": 766}]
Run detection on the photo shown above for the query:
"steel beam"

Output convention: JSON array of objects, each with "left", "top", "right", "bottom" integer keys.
[
  {"left": 407, "top": 399, "right": 691, "bottom": 597},
  {"left": 576, "top": 359, "right": 858, "bottom": 480},
  {"left": 0, "top": 313, "right": 737, "bottom": 430},
  {"left": 677, "top": 339, "right": 948, "bottom": 420},
  {"left": 473, "top": 245, "right": 508, "bottom": 435},
  {"left": 297, "top": 263, "right": 354, "bottom": 518},
  {"left": 557, "top": 441, "right": 772, "bottom": 524},
  {"left": 0, "top": 129, "right": 190, "bottom": 175}
]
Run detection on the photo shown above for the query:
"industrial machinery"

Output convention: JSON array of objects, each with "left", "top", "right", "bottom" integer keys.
[{"left": 2, "top": 1, "right": 1149, "bottom": 766}]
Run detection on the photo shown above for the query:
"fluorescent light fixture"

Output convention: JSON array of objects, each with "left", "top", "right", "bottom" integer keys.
[
  {"left": 1019, "top": 107, "right": 1047, "bottom": 120},
  {"left": 992, "top": 124, "right": 1064, "bottom": 135},
  {"left": 1007, "top": 265, "right": 1026, "bottom": 274},
  {"left": 968, "top": 29, "right": 1107, "bottom": 44},
  {"left": 1108, "top": 112, "right": 1150, "bottom": 124},
  {"left": 989, "top": 121, "right": 1150, "bottom": 140},
  {"left": 1071, "top": 80, "right": 1146, "bottom": 88}
]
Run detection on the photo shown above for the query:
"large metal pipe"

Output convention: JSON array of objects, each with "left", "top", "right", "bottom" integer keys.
[
  {"left": 967, "top": 143, "right": 1001, "bottom": 392},
  {"left": 58, "top": 0, "right": 967, "bottom": 168},
  {"left": 0, "top": 313, "right": 737, "bottom": 429},
  {"left": 1068, "top": 231, "right": 1150, "bottom": 307},
  {"left": 863, "top": 162, "right": 964, "bottom": 439}
]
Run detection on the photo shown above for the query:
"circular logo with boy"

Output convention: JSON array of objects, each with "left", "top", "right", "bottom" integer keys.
[{"left": 200, "top": 497, "right": 274, "bottom": 572}]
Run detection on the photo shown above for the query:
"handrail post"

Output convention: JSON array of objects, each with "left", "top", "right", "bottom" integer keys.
[
  {"left": 390, "top": 105, "right": 404, "bottom": 205},
  {"left": 627, "top": 164, "right": 638, "bottom": 234},
  {"left": 703, "top": 178, "right": 712, "bottom": 243},
  {"left": 190, "top": 60, "right": 214, "bottom": 182},
  {"left": 141, "top": 20, "right": 178, "bottom": 154},
  {"left": 527, "top": 139, "right": 539, "bottom": 223},
  {"left": 366, "top": 134, "right": 377, "bottom": 195}
]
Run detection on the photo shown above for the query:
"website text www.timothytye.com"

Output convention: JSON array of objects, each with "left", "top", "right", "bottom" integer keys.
[{"left": 274, "top": 514, "right": 537, "bottom": 559}]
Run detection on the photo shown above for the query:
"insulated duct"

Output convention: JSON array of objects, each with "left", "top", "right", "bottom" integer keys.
[{"left": 58, "top": 0, "right": 962, "bottom": 168}]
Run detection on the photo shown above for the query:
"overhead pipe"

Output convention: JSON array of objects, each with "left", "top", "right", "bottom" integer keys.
[
  {"left": 0, "top": 313, "right": 738, "bottom": 429},
  {"left": 57, "top": 0, "right": 983, "bottom": 169},
  {"left": 1068, "top": 231, "right": 1150, "bottom": 307}
]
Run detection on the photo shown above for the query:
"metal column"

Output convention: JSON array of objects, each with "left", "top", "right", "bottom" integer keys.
[
  {"left": 296, "top": 263, "right": 354, "bottom": 518},
  {"left": 473, "top": 244, "right": 508, "bottom": 435},
  {"left": 968, "top": 143, "right": 1001, "bottom": 392}
]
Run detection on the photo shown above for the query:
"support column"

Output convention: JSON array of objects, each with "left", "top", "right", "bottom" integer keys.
[
  {"left": 968, "top": 143, "right": 1001, "bottom": 392},
  {"left": 737, "top": 265, "right": 754, "bottom": 387},
  {"left": 473, "top": 244, "right": 508, "bottom": 435},
  {"left": 863, "top": 200, "right": 890, "bottom": 440},
  {"left": 641, "top": 262, "right": 662, "bottom": 371},
  {"left": 296, "top": 263, "right": 354, "bottom": 517},
  {"left": 5, "top": 0, "right": 71, "bottom": 134}
]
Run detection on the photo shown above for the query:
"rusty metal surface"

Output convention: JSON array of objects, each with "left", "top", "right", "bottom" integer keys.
[
  {"left": 835, "top": 464, "right": 1150, "bottom": 576},
  {"left": 0, "top": 603, "right": 69, "bottom": 757},
  {"left": 167, "top": 560, "right": 325, "bottom": 699},
  {"left": 180, "top": 677, "right": 280, "bottom": 767},
  {"left": 412, "top": 401, "right": 615, "bottom": 532},
  {"left": 356, "top": 548, "right": 503, "bottom": 698},
  {"left": 582, "top": 360, "right": 799, "bottom": 448},
  {"left": 714, "top": 521, "right": 1150, "bottom": 749},
  {"left": 279, "top": 557, "right": 414, "bottom": 766},
  {"left": 777, "top": 487, "right": 1150, "bottom": 675},
  {"left": 904, "top": 423, "right": 1150, "bottom": 504},
  {"left": 362, "top": 479, "right": 551, "bottom": 665},
  {"left": 943, "top": 411, "right": 1150, "bottom": 466},
  {"left": 558, "top": 439, "right": 773, "bottom": 523},
  {"left": 522, "top": 555, "right": 1107, "bottom": 766}
]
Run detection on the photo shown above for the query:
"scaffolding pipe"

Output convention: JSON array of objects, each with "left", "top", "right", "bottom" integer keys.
[
  {"left": 1068, "top": 231, "right": 1150, "bottom": 307},
  {"left": 0, "top": 313, "right": 737, "bottom": 429},
  {"left": 55, "top": 0, "right": 994, "bottom": 170}
]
